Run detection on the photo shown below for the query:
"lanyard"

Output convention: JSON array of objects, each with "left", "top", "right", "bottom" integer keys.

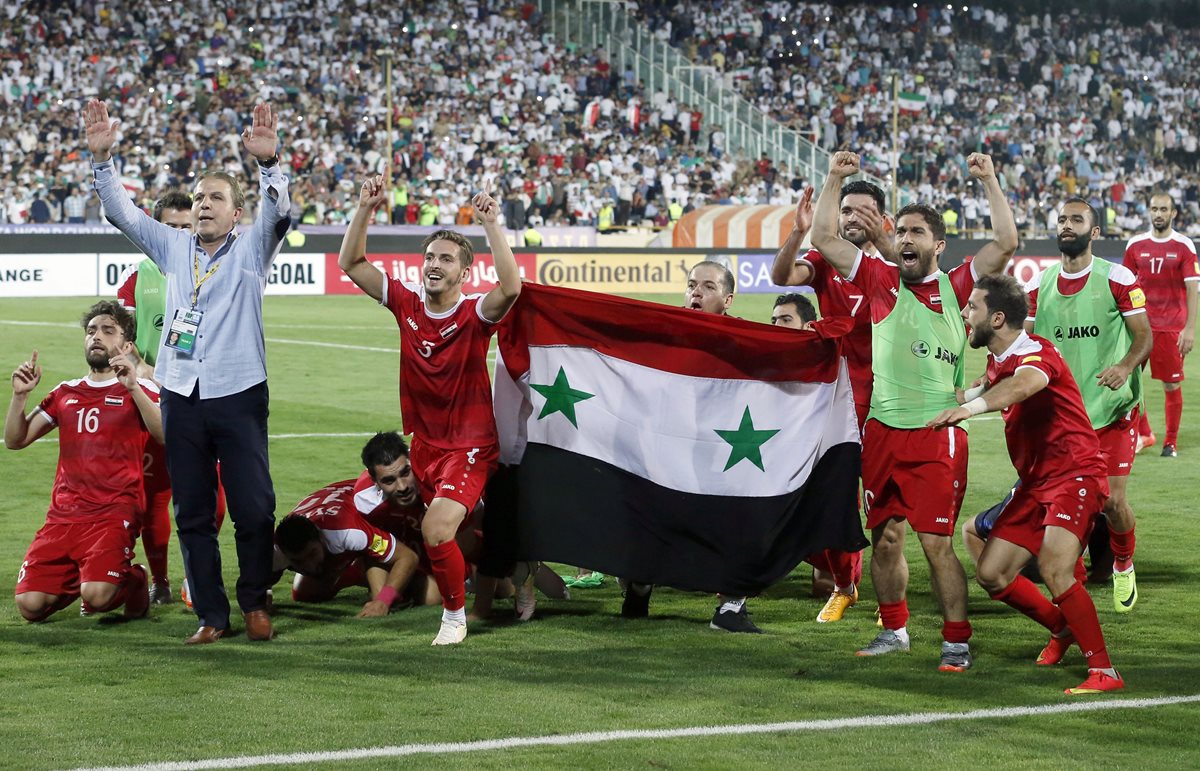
[{"left": 191, "top": 234, "right": 235, "bottom": 307}]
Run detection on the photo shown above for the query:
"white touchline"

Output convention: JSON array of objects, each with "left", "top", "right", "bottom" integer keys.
[{"left": 71, "top": 694, "right": 1200, "bottom": 771}]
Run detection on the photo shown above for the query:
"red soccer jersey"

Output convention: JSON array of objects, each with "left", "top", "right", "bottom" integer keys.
[
  {"left": 351, "top": 470, "right": 426, "bottom": 558},
  {"left": 985, "top": 333, "right": 1106, "bottom": 485},
  {"left": 1122, "top": 231, "right": 1199, "bottom": 332},
  {"left": 116, "top": 265, "right": 138, "bottom": 310},
  {"left": 798, "top": 249, "right": 874, "bottom": 402},
  {"left": 285, "top": 480, "right": 399, "bottom": 573},
  {"left": 382, "top": 279, "right": 500, "bottom": 449},
  {"left": 1025, "top": 259, "right": 1146, "bottom": 322},
  {"left": 31, "top": 376, "right": 159, "bottom": 523},
  {"left": 848, "top": 251, "right": 977, "bottom": 321}
]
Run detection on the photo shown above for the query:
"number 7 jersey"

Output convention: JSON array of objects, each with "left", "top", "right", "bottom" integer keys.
[
  {"left": 382, "top": 278, "right": 500, "bottom": 449},
  {"left": 31, "top": 376, "right": 160, "bottom": 523}
]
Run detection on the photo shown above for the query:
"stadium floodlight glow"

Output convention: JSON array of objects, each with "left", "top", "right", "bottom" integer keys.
[{"left": 792, "top": 29, "right": 797, "bottom": 35}]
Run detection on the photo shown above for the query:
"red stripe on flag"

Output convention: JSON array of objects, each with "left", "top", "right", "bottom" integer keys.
[{"left": 504, "top": 284, "right": 843, "bottom": 382}]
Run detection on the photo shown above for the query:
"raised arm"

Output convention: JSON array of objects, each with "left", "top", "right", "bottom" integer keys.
[
  {"left": 927, "top": 366, "right": 1048, "bottom": 428},
  {"left": 110, "top": 343, "right": 164, "bottom": 445},
  {"left": 84, "top": 100, "right": 182, "bottom": 268},
  {"left": 770, "top": 186, "right": 815, "bottom": 286},
  {"left": 966, "top": 153, "right": 1019, "bottom": 277},
  {"left": 240, "top": 103, "right": 292, "bottom": 270},
  {"left": 1097, "top": 310, "right": 1152, "bottom": 390},
  {"left": 478, "top": 180, "right": 522, "bottom": 322},
  {"left": 338, "top": 175, "right": 389, "bottom": 302},
  {"left": 5, "top": 351, "right": 53, "bottom": 450},
  {"left": 809, "top": 152, "right": 865, "bottom": 278}
]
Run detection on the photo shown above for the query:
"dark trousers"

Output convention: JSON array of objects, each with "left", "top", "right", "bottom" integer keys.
[{"left": 161, "top": 382, "right": 275, "bottom": 629}]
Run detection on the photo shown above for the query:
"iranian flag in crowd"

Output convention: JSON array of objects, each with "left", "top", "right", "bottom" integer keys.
[
  {"left": 494, "top": 284, "right": 865, "bottom": 596},
  {"left": 897, "top": 91, "right": 927, "bottom": 114}
]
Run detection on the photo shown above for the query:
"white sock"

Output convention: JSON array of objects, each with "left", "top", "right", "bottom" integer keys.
[
  {"left": 1113, "top": 563, "right": 1134, "bottom": 574},
  {"left": 834, "top": 583, "right": 855, "bottom": 595},
  {"left": 892, "top": 627, "right": 910, "bottom": 643},
  {"left": 443, "top": 607, "right": 466, "bottom": 626},
  {"left": 719, "top": 597, "right": 746, "bottom": 613},
  {"left": 1095, "top": 667, "right": 1119, "bottom": 678}
]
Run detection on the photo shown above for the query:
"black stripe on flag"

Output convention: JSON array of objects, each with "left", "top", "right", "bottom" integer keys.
[{"left": 512, "top": 442, "right": 867, "bottom": 596}]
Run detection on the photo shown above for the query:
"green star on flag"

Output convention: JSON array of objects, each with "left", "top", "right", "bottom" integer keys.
[
  {"left": 530, "top": 366, "right": 595, "bottom": 428},
  {"left": 714, "top": 407, "right": 780, "bottom": 472}
]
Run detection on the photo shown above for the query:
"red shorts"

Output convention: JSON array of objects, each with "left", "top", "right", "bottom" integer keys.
[
  {"left": 862, "top": 421, "right": 968, "bottom": 535},
  {"left": 1096, "top": 408, "right": 1138, "bottom": 477},
  {"left": 410, "top": 438, "right": 498, "bottom": 513},
  {"left": 990, "top": 476, "right": 1108, "bottom": 555},
  {"left": 1148, "top": 330, "right": 1185, "bottom": 383},
  {"left": 16, "top": 518, "right": 138, "bottom": 596}
]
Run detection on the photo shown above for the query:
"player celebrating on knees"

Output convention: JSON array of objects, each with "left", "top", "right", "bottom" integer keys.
[
  {"left": 6, "top": 302, "right": 162, "bottom": 622},
  {"left": 1122, "top": 192, "right": 1198, "bottom": 457},
  {"left": 929, "top": 275, "right": 1123, "bottom": 695},
  {"left": 338, "top": 174, "right": 521, "bottom": 645},
  {"left": 1028, "top": 198, "right": 1152, "bottom": 612},
  {"left": 811, "top": 151, "right": 1017, "bottom": 671}
]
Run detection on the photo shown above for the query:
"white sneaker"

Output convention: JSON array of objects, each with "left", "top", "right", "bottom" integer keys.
[
  {"left": 431, "top": 619, "right": 467, "bottom": 646},
  {"left": 515, "top": 579, "right": 537, "bottom": 622}
]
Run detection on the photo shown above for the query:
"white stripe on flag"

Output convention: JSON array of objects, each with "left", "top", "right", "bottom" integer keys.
[{"left": 524, "top": 345, "right": 857, "bottom": 497}]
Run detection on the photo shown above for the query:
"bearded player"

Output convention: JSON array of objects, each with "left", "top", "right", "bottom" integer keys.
[
  {"left": 6, "top": 301, "right": 162, "bottom": 622},
  {"left": 1122, "top": 192, "right": 1199, "bottom": 457},
  {"left": 929, "top": 274, "right": 1123, "bottom": 695},
  {"left": 1027, "top": 198, "right": 1152, "bottom": 613},
  {"left": 338, "top": 174, "right": 521, "bottom": 645}
]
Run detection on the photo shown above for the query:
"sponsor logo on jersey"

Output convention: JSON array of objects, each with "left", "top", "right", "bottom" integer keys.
[
  {"left": 1129, "top": 287, "right": 1146, "bottom": 308},
  {"left": 935, "top": 346, "right": 959, "bottom": 366},
  {"left": 441, "top": 483, "right": 457, "bottom": 491},
  {"left": 107, "top": 571, "right": 121, "bottom": 578},
  {"left": 911, "top": 340, "right": 930, "bottom": 358},
  {"left": 369, "top": 533, "right": 388, "bottom": 557},
  {"left": 1054, "top": 325, "right": 1100, "bottom": 341},
  {"left": 439, "top": 322, "right": 459, "bottom": 339},
  {"left": 1056, "top": 513, "right": 1073, "bottom": 521},
  {"left": 66, "top": 398, "right": 79, "bottom": 405},
  {"left": 935, "top": 517, "right": 949, "bottom": 524},
  {"left": 105, "top": 395, "right": 124, "bottom": 406},
  {"left": 405, "top": 316, "right": 418, "bottom": 331}
]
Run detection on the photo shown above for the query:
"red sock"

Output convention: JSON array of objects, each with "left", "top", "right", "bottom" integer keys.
[
  {"left": 1053, "top": 581, "right": 1111, "bottom": 669},
  {"left": 849, "top": 549, "right": 864, "bottom": 585},
  {"left": 1136, "top": 408, "right": 1152, "bottom": 436},
  {"left": 879, "top": 600, "right": 908, "bottom": 630},
  {"left": 425, "top": 540, "right": 467, "bottom": 611},
  {"left": 1110, "top": 524, "right": 1136, "bottom": 571},
  {"left": 215, "top": 482, "right": 228, "bottom": 531},
  {"left": 1074, "top": 556, "right": 1088, "bottom": 586},
  {"left": 991, "top": 576, "right": 1065, "bottom": 632},
  {"left": 1164, "top": 389, "right": 1183, "bottom": 446},
  {"left": 825, "top": 549, "right": 856, "bottom": 588},
  {"left": 142, "top": 491, "right": 172, "bottom": 583},
  {"left": 942, "top": 619, "right": 972, "bottom": 643}
]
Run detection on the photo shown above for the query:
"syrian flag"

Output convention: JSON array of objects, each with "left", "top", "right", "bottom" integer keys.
[
  {"left": 897, "top": 91, "right": 927, "bottom": 114},
  {"left": 584, "top": 99, "right": 601, "bottom": 128},
  {"left": 495, "top": 284, "right": 865, "bottom": 596}
]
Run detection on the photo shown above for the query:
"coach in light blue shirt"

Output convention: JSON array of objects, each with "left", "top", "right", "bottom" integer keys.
[{"left": 86, "top": 99, "right": 288, "bottom": 645}]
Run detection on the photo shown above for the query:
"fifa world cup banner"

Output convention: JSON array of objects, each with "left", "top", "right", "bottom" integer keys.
[{"left": 494, "top": 284, "right": 866, "bottom": 596}]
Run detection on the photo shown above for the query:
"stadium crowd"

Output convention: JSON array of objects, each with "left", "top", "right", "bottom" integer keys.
[
  {"left": 2, "top": 0, "right": 1199, "bottom": 239},
  {"left": 634, "top": 0, "right": 1200, "bottom": 237}
]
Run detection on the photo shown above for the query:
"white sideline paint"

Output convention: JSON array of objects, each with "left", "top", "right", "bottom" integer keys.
[{"left": 72, "top": 694, "right": 1200, "bottom": 771}]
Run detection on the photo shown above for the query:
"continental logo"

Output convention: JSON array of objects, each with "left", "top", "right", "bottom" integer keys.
[
  {"left": 1054, "top": 325, "right": 1100, "bottom": 341},
  {"left": 537, "top": 255, "right": 693, "bottom": 290},
  {"left": 1129, "top": 287, "right": 1146, "bottom": 308}
]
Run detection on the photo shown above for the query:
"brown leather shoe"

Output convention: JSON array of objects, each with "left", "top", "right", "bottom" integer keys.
[
  {"left": 243, "top": 609, "right": 274, "bottom": 641},
  {"left": 184, "top": 626, "right": 227, "bottom": 645}
]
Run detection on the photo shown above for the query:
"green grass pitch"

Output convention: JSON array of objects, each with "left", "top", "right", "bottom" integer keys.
[{"left": 0, "top": 294, "right": 1197, "bottom": 769}]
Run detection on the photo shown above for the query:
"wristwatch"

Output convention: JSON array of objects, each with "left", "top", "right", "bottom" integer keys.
[{"left": 258, "top": 155, "right": 279, "bottom": 168}]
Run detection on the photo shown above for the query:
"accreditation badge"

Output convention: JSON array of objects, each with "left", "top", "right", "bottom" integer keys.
[{"left": 165, "top": 309, "right": 203, "bottom": 354}]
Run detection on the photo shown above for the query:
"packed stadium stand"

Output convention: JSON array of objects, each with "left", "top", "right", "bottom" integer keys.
[{"left": 3, "top": 0, "right": 1198, "bottom": 238}]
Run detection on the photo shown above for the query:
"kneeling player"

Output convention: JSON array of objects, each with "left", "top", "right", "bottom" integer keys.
[
  {"left": 6, "top": 302, "right": 161, "bottom": 622},
  {"left": 930, "top": 275, "right": 1123, "bottom": 694}
]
